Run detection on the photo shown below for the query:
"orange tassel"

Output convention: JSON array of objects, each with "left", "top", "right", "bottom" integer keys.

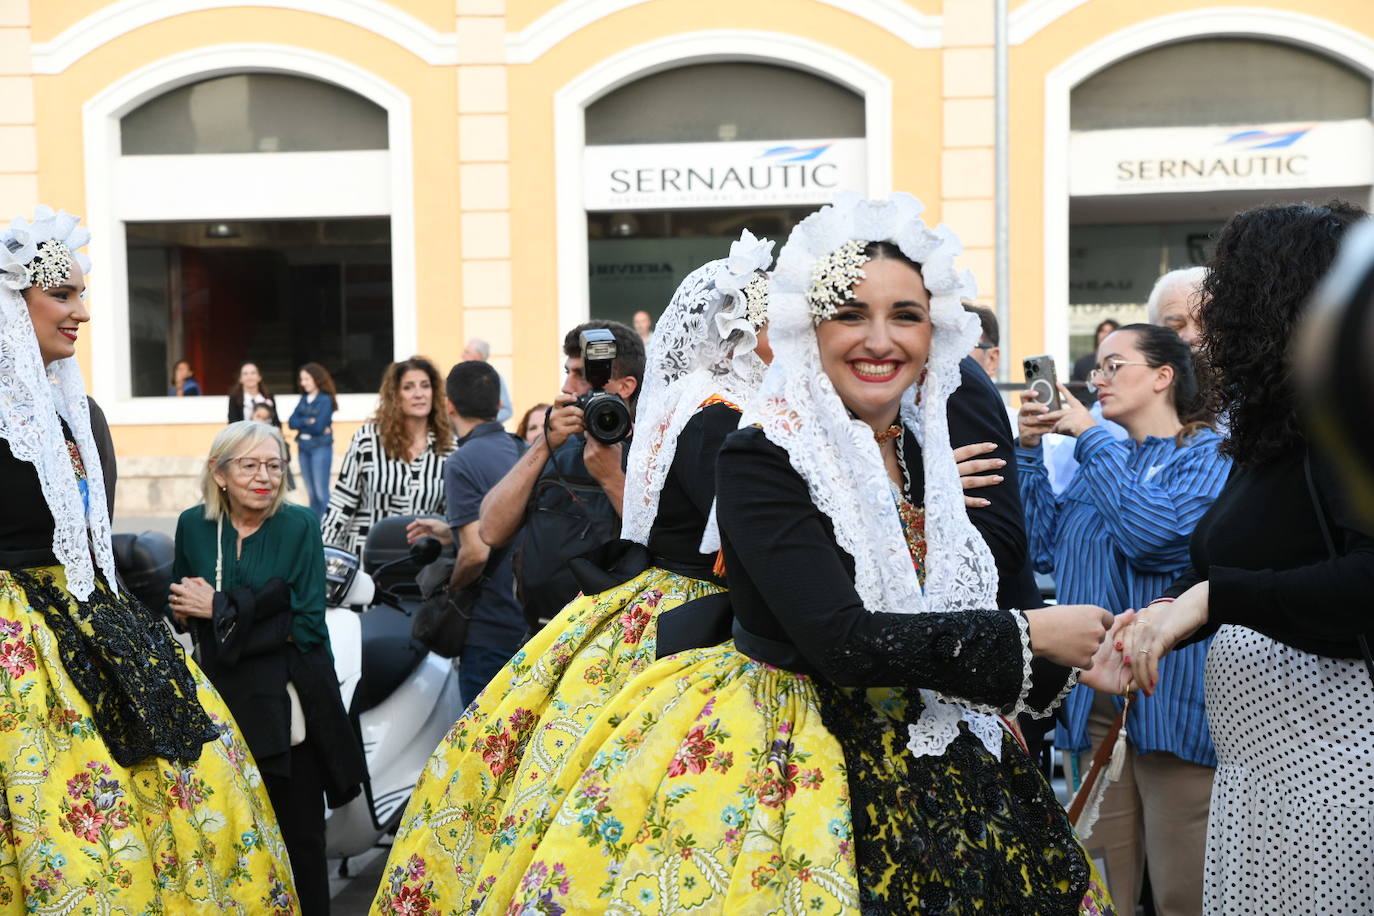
[{"left": 712, "top": 549, "right": 727, "bottom": 578}]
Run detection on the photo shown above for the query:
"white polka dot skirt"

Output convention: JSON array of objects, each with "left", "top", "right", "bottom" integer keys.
[{"left": 1204, "top": 624, "right": 1374, "bottom": 914}]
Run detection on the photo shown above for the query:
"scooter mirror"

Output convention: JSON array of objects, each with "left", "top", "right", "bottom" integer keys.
[{"left": 410, "top": 536, "right": 442, "bottom": 566}]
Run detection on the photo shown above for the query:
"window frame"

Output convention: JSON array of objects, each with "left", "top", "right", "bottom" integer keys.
[{"left": 81, "top": 46, "right": 416, "bottom": 425}]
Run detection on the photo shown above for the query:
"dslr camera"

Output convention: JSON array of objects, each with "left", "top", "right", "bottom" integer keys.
[{"left": 575, "top": 328, "right": 632, "bottom": 446}]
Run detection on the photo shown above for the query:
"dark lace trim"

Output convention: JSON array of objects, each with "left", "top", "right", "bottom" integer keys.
[
  {"left": 820, "top": 608, "right": 1024, "bottom": 711},
  {"left": 15, "top": 569, "right": 219, "bottom": 766},
  {"left": 812, "top": 683, "right": 1092, "bottom": 916}
]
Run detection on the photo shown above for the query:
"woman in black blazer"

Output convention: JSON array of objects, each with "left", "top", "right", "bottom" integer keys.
[{"left": 226, "top": 360, "right": 279, "bottom": 424}]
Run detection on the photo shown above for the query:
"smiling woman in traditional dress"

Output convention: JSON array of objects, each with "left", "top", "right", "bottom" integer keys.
[
  {"left": 437, "top": 193, "right": 1127, "bottom": 915},
  {"left": 0, "top": 207, "right": 296, "bottom": 913}
]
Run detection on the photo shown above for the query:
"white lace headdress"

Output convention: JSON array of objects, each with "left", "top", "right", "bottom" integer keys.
[
  {"left": 621, "top": 230, "right": 773, "bottom": 545},
  {"left": 0, "top": 207, "right": 116, "bottom": 601},
  {"left": 745, "top": 191, "right": 1028, "bottom": 760}
]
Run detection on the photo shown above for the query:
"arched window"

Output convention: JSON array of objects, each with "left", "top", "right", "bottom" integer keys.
[
  {"left": 120, "top": 73, "right": 394, "bottom": 399},
  {"left": 1072, "top": 38, "right": 1370, "bottom": 130},
  {"left": 583, "top": 63, "right": 865, "bottom": 328},
  {"left": 586, "top": 63, "right": 864, "bottom": 144},
  {"left": 122, "top": 73, "right": 387, "bottom": 154}
]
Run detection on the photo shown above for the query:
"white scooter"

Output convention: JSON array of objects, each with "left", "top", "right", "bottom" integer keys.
[{"left": 321, "top": 517, "right": 465, "bottom": 870}]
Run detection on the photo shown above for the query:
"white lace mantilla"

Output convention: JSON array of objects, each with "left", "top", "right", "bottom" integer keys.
[
  {"left": 1, "top": 207, "right": 115, "bottom": 602},
  {"left": 744, "top": 192, "right": 1027, "bottom": 761},
  {"left": 621, "top": 231, "right": 772, "bottom": 546}
]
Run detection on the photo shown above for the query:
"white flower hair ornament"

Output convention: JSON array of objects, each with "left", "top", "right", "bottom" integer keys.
[
  {"left": 621, "top": 230, "right": 774, "bottom": 546},
  {"left": 0, "top": 207, "right": 115, "bottom": 603},
  {"left": 748, "top": 192, "right": 1034, "bottom": 763},
  {"left": 712, "top": 229, "right": 775, "bottom": 342},
  {"left": 1, "top": 206, "right": 92, "bottom": 292}
]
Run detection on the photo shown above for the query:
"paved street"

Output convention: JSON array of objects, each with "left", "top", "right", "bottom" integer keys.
[{"left": 330, "top": 847, "right": 389, "bottom": 914}]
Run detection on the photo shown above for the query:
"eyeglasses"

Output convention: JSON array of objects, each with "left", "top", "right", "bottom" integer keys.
[
  {"left": 973, "top": 342, "right": 996, "bottom": 351},
  {"left": 1089, "top": 358, "right": 1152, "bottom": 386},
  {"left": 227, "top": 457, "right": 285, "bottom": 477}
]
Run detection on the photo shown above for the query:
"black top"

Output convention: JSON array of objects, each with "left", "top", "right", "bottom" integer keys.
[
  {"left": 0, "top": 408, "right": 110, "bottom": 559},
  {"left": 717, "top": 426, "right": 1044, "bottom": 709},
  {"left": 227, "top": 394, "right": 280, "bottom": 425},
  {"left": 0, "top": 435, "right": 57, "bottom": 555},
  {"left": 949, "top": 356, "right": 1034, "bottom": 610},
  {"left": 87, "top": 396, "right": 117, "bottom": 517},
  {"left": 444, "top": 421, "right": 526, "bottom": 652},
  {"left": 646, "top": 402, "right": 741, "bottom": 574},
  {"left": 1166, "top": 450, "right": 1374, "bottom": 658}
]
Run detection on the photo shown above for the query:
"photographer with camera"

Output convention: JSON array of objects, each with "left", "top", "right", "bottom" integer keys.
[{"left": 479, "top": 320, "right": 644, "bottom": 630}]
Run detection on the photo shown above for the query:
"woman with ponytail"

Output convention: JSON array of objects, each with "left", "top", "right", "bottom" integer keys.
[{"left": 1017, "top": 322, "right": 1230, "bottom": 915}]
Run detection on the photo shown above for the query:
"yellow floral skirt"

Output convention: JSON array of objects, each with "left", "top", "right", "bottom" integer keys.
[
  {"left": 373, "top": 567, "right": 723, "bottom": 914},
  {"left": 0, "top": 567, "right": 296, "bottom": 914},
  {"left": 389, "top": 641, "right": 1115, "bottom": 915}
]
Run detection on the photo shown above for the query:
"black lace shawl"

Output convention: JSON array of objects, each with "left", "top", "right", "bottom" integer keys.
[{"left": 16, "top": 568, "right": 218, "bottom": 766}]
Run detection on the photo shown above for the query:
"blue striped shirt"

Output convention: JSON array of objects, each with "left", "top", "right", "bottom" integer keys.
[{"left": 1018, "top": 425, "right": 1232, "bottom": 766}]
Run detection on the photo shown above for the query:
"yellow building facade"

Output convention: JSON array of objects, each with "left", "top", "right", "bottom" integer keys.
[{"left": 2, "top": 0, "right": 1372, "bottom": 512}]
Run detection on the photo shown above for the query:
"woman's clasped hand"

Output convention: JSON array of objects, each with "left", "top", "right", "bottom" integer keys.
[
  {"left": 1021, "top": 604, "right": 1139, "bottom": 696},
  {"left": 1075, "top": 598, "right": 1204, "bottom": 697},
  {"left": 1118, "top": 583, "right": 1210, "bottom": 695}
]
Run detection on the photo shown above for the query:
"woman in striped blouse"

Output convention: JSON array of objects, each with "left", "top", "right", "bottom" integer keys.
[
  {"left": 1017, "top": 323, "right": 1230, "bottom": 916},
  {"left": 321, "top": 357, "right": 454, "bottom": 556}
]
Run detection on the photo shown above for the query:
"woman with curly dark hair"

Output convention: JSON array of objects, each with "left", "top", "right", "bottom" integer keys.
[
  {"left": 1120, "top": 201, "right": 1374, "bottom": 914},
  {"left": 321, "top": 357, "right": 454, "bottom": 555}
]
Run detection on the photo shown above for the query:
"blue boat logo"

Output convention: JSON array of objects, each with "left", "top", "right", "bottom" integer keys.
[
  {"left": 1218, "top": 127, "right": 1312, "bottom": 150},
  {"left": 757, "top": 143, "right": 834, "bottom": 162}
]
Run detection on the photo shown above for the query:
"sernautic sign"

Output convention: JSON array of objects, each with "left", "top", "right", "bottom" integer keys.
[
  {"left": 1070, "top": 119, "right": 1374, "bottom": 196},
  {"left": 583, "top": 138, "right": 867, "bottom": 210}
]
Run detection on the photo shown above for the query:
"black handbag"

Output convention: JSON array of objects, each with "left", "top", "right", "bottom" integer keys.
[{"left": 411, "top": 546, "right": 506, "bottom": 658}]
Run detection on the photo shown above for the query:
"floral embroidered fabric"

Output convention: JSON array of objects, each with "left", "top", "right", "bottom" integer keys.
[
  {"left": 412, "top": 641, "right": 1113, "bottom": 916},
  {"left": 0, "top": 567, "right": 297, "bottom": 914},
  {"left": 14, "top": 569, "right": 218, "bottom": 766},
  {"left": 373, "top": 567, "right": 723, "bottom": 914},
  {"left": 2, "top": 421, "right": 218, "bottom": 767}
]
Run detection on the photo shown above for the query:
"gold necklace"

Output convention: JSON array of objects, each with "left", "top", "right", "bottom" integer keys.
[{"left": 874, "top": 424, "right": 902, "bottom": 443}]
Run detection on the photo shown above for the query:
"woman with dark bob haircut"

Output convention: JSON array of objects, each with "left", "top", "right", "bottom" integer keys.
[{"left": 1119, "top": 201, "right": 1374, "bottom": 913}]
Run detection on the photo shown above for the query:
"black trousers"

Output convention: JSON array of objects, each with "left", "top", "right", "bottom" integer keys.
[{"left": 264, "top": 742, "right": 329, "bottom": 916}]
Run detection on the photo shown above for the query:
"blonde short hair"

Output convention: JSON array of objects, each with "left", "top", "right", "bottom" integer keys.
[{"left": 201, "top": 421, "right": 290, "bottom": 521}]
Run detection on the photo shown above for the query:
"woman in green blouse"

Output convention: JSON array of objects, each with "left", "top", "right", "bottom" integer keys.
[{"left": 169, "top": 420, "right": 361, "bottom": 916}]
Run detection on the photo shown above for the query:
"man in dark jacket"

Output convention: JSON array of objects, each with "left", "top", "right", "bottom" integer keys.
[
  {"left": 478, "top": 321, "right": 644, "bottom": 631},
  {"left": 439, "top": 361, "right": 528, "bottom": 705}
]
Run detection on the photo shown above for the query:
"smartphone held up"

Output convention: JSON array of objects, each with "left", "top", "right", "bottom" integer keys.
[{"left": 1023, "top": 355, "right": 1064, "bottom": 412}]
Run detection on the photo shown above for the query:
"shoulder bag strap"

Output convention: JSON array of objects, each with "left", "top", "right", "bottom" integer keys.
[
  {"left": 215, "top": 514, "right": 224, "bottom": 592},
  {"left": 1304, "top": 448, "right": 1374, "bottom": 686}
]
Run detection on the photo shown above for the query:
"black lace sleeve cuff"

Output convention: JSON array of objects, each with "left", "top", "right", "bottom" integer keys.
[
  {"left": 819, "top": 607, "right": 1028, "bottom": 711},
  {"left": 1020, "top": 656, "right": 1078, "bottom": 719}
]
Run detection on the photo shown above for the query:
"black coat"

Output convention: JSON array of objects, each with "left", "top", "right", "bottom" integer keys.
[{"left": 195, "top": 577, "right": 364, "bottom": 806}]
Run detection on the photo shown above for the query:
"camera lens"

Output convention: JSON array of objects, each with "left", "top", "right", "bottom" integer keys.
[{"left": 583, "top": 394, "right": 631, "bottom": 445}]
